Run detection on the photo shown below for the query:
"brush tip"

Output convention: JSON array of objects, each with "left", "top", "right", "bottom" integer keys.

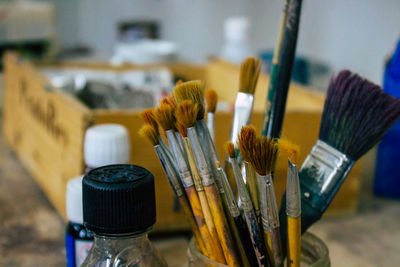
[
  {"left": 153, "top": 103, "right": 176, "bottom": 131},
  {"left": 176, "top": 122, "right": 187, "bottom": 137},
  {"left": 139, "top": 125, "right": 159, "bottom": 146},
  {"left": 172, "top": 80, "right": 205, "bottom": 120},
  {"left": 175, "top": 100, "right": 198, "bottom": 129},
  {"left": 279, "top": 139, "right": 300, "bottom": 164},
  {"left": 238, "top": 125, "right": 257, "bottom": 162},
  {"left": 140, "top": 108, "right": 159, "bottom": 134},
  {"left": 205, "top": 89, "right": 218, "bottom": 113},
  {"left": 224, "top": 141, "right": 236, "bottom": 159},
  {"left": 239, "top": 57, "right": 261, "bottom": 94}
]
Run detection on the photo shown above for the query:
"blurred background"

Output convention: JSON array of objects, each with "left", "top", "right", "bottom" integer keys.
[{"left": 1, "top": 0, "right": 400, "bottom": 266}]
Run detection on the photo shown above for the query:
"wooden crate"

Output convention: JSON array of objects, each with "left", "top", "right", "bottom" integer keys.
[{"left": 2, "top": 54, "right": 362, "bottom": 233}]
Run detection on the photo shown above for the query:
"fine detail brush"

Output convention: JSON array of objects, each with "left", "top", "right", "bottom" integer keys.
[
  {"left": 216, "top": 161, "right": 259, "bottom": 267},
  {"left": 261, "top": 0, "right": 303, "bottom": 138},
  {"left": 279, "top": 139, "right": 301, "bottom": 267},
  {"left": 205, "top": 88, "right": 218, "bottom": 141},
  {"left": 278, "top": 70, "right": 400, "bottom": 254},
  {"left": 138, "top": 124, "right": 207, "bottom": 255},
  {"left": 176, "top": 100, "right": 240, "bottom": 267},
  {"left": 239, "top": 127, "right": 283, "bottom": 267},
  {"left": 225, "top": 142, "right": 269, "bottom": 267},
  {"left": 153, "top": 103, "right": 225, "bottom": 261}
]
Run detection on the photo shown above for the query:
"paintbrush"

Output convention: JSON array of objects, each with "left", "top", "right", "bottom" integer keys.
[
  {"left": 205, "top": 89, "right": 218, "bottom": 142},
  {"left": 225, "top": 142, "right": 270, "bottom": 267},
  {"left": 279, "top": 70, "right": 400, "bottom": 251},
  {"left": 261, "top": 0, "right": 303, "bottom": 138},
  {"left": 140, "top": 108, "right": 175, "bottom": 162},
  {"left": 176, "top": 100, "right": 240, "bottom": 267},
  {"left": 239, "top": 126, "right": 283, "bottom": 267},
  {"left": 152, "top": 103, "right": 226, "bottom": 261},
  {"left": 216, "top": 160, "right": 259, "bottom": 267},
  {"left": 138, "top": 124, "right": 207, "bottom": 255},
  {"left": 279, "top": 139, "right": 301, "bottom": 267}
]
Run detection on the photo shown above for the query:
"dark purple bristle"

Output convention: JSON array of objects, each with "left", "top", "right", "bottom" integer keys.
[{"left": 319, "top": 70, "right": 400, "bottom": 159}]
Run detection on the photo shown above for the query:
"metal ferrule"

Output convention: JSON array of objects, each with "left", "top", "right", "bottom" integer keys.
[
  {"left": 196, "top": 120, "right": 225, "bottom": 194},
  {"left": 155, "top": 145, "right": 184, "bottom": 197},
  {"left": 175, "top": 131, "right": 187, "bottom": 159},
  {"left": 166, "top": 130, "right": 193, "bottom": 188},
  {"left": 187, "top": 126, "right": 214, "bottom": 187},
  {"left": 258, "top": 174, "right": 279, "bottom": 231},
  {"left": 183, "top": 137, "right": 205, "bottom": 192},
  {"left": 217, "top": 165, "right": 240, "bottom": 217},
  {"left": 206, "top": 112, "right": 215, "bottom": 141},
  {"left": 159, "top": 137, "right": 174, "bottom": 164},
  {"left": 229, "top": 157, "right": 253, "bottom": 212},
  {"left": 299, "top": 140, "right": 355, "bottom": 213},
  {"left": 229, "top": 92, "right": 254, "bottom": 145},
  {"left": 286, "top": 160, "right": 301, "bottom": 218}
]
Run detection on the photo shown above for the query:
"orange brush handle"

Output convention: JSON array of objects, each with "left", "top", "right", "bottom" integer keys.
[{"left": 204, "top": 184, "right": 240, "bottom": 267}]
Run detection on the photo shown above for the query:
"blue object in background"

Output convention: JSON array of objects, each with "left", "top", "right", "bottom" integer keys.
[{"left": 374, "top": 39, "right": 400, "bottom": 198}]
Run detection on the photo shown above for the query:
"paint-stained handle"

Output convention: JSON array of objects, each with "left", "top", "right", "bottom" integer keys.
[
  {"left": 270, "top": 227, "right": 284, "bottom": 267},
  {"left": 232, "top": 215, "right": 258, "bottom": 267},
  {"left": 205, "top": 185, "right": 241, "bottom": 267},
  {"left": 243, "top": 210, "right": 270, "bottom": 267}
]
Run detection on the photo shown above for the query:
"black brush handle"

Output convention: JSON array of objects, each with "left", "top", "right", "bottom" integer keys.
[
  {"left": 279, "top": 192, "right": 323, "bottom": 257},
  {"left": 233, "top": 215, "right": 260, "bottom": 267}
]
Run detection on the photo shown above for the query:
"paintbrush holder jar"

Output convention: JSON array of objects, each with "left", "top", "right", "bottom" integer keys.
[{"left": 187, "top": 232, "right": 330, "bottom": 267}]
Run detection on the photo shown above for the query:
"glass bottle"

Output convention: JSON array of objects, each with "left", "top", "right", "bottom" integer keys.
[{"left": 81, "top": 164, "right": 167, "bottom": 267}]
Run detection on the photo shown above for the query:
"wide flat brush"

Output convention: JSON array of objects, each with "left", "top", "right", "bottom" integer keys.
[
  {"left": 278, "top": 70, "right": 400, "bottom": 253},
  {"left": 279, "top": 139, "right": 301, "bottom": 267},
  {"left": 240, "top": 127, "right": 283, "bottom": 267},
  {"left": 176, "top": 100, "right": 240, "bottom": 267},
  {"left": 225, "top": 142, "right": 269, "bottom": 267},
  {"left": 153, "top": 103, "right": 224, "bottom": 261},
  {"left": 205, "top": 89, "right": 218, "bottom": 141},
  {"left": 138, "top": 124, "right": 207, "bottom": 255},
  {"left": 261, "top": 0, "right": 303, "bottom": 138}
]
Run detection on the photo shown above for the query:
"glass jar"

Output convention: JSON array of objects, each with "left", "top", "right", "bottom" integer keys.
[{"left": 188, "top": 232, "right": 330, "bottom": 267}]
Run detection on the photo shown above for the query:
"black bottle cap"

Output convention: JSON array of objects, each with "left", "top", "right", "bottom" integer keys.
[{"left": 82, "top": 164, "right": 155, "bottom": 235}]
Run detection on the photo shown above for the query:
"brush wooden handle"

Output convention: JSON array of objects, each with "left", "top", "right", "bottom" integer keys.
[
  {"left": 204, "top": 185, "right": 241, "bottom": 267},
  {"left": 270, "top": 227, "right": 284, "bottom": 267},
  {"left": 243, "top": 210, "right": 269, "bottom": 267},
  {"left": 185, "top": 186, "right": 226, "bottom": 263},
  {"left": 279, "top": 192, "right": 322, "bottom": 257},
  {"left": 287, "top": 216, "right": 301, "bottom": 267},
  {"left": 232, "top": 214, "right": 259, "bottom": 267},
  {"left": 177, "top": 194, "right": 206, "bottom": 256}
]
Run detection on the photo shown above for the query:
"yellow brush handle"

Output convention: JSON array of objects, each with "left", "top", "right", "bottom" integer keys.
[
  {"left": 177, "top": 195, "right": 206, "bottom": 256},
  {"left": 204, "top": 185, "right": 241, "bottom": 267},
  {"left": 287, "top": 216, "right": 301, "bottom": 267}
]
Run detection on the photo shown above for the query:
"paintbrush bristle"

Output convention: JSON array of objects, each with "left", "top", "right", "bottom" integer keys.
[
  {"left": 140, "top": 109, "right": 159, "bottom": 134},
  {"left": 205, "top": 89, "right": 218, "bottom": 113},
  {"left": 153, "top": 103, "right": 176, "bottom": 131},
  {"left": 175, "top": 100, "right": 199, "bottom": 129},
  {"left": 139, "top": 125, "right": 159, "bottom": 146},
  {"left": 172, "top": 80, "right": 205, "bottom": 120},
  {"left": 238, "top": 125, "right": 257, "bottom": 162},
  {"left": 319, "top": 70, "right": 400, "bottom": 159},
  {"left": 176, "top": 122, "right": 187, "bottom": 137},
  {"left": 239, "top": 57, "right": 261, "bottom": 94},
  {"left": 224, "top": 141, "right": 236, "bottom": 159},
  {"left": 159, "top": 97, "right": 176, "bottom": 109},
  {"left": 247, "top": 136, "right": 278, "bottom": 176},
  {"left": 279, "top": 139, "right": 300, "bottom": 165}
]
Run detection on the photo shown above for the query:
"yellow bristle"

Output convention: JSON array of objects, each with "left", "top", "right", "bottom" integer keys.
[
  {"left": 176, "top": 122, "right": 187, "bottom": 137},
  {"left": 140, "top": 109, "right": 159, "bottom": 134},
  {"left": 153, "top": 103, "right": 176, "bottom": 131},
  {"left": 139, "top": 125, "right": 159, "bottom": 146},
  {"left": 205, "top": 89, "right": 218, "bottom": 113},
  {"left": 175, "top": 100, "right": 199, "bottom": 129},
  {"left": 224, "top": 141, "right": 236, "bottom": 159},
  {"left": 172, "top": 80, "right": 205, "bottom": 120},
  {"left": 239, "top": 57, "right": 261, "bottom": 94},
  {"left": 279, "top": 139, "right": 300, "bottom": 165}
]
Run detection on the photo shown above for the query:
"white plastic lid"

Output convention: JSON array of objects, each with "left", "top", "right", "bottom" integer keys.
[
  {"left": 84, "top": 124, "right": 130, "bottom": 168},
  {"left": 224, "top": 17, "right": 250, "bottom": 42},
  {"left": 66, "top": 175, "right": 84, "bottom": 224}
]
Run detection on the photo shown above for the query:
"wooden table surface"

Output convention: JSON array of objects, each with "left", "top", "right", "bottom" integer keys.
[{"left": 1, "top": 135, "right": 400, "bottom": 266}]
